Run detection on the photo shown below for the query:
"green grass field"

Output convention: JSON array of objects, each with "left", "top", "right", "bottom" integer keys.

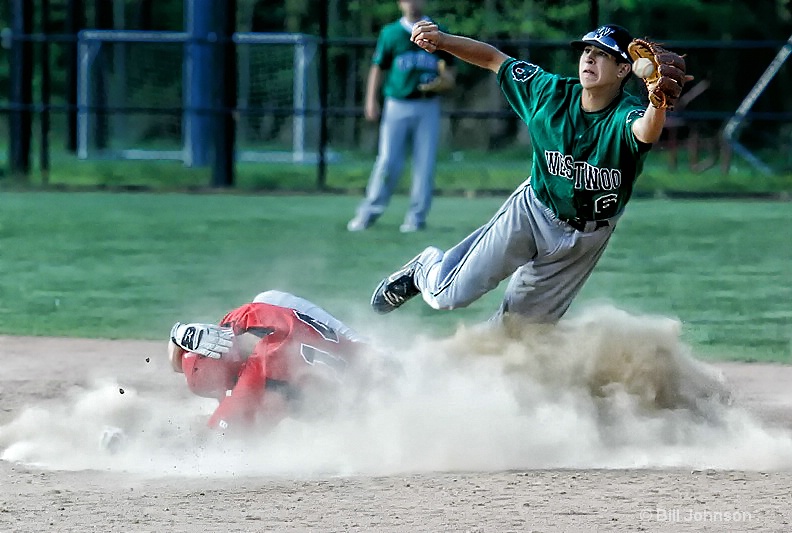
[
  {"left": 5, "top": 145, "right": 792, "bottom": 196},
  {"left": 0, "top": 190, "right": 790, "bottom": 363}
]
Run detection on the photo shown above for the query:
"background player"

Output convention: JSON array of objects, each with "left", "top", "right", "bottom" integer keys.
[
  {"left": 371, "top": 22, "right": 688, "bottom": 324},
  {"left": 168, "top": 290, "right": 371, "bottom": 435},
  {"left": 347, "top": 0, "right": 456, "bottom": 233}
]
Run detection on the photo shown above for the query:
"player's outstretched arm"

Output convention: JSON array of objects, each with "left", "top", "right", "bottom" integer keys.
[
  {"left": 411, "top": 21, "right": 508, "bottom": 73},
  {"left": 364, "top": 65, "right": 384, "bottom": 121},
  {"left": 632, "top": 104, "right": 667, "bottom": 144},
  {"left": 629, "top": 38, "right": 691, "bottom": 144}
]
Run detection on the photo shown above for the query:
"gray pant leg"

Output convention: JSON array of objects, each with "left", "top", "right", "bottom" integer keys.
[
  {"left": 412, "top": 180, "right": 539, "bottom": 310},
  {"left": 405, "top": 99, "right": 441, "bottom": 227},
  {"left": 412, "top": 181, "right": 614, "bottom": 322},
  {"left": 495, "top": 225, "right": 613, "bottom": 322},
  {"left": 498, "top": 186, "right": 615, "bottom": 321},
  {"left": 252, "top": 290, "right": 366, "bottom": 343},
  {"left": 356, "top": 98, "right": 411, "bottom": 220}
]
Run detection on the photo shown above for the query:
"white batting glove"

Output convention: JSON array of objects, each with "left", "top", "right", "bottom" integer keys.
[{"left": 170, "top": 322, "right": 234, "bottom": 359}]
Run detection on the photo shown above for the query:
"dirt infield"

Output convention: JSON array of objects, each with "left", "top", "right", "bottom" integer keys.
[{"left": 2, "top": 329, "right": 792, "bottom": 532}]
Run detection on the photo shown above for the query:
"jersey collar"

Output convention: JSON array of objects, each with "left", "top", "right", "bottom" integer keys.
[{"left": 580, "top": 88, "right": 625, "bottom": 117}]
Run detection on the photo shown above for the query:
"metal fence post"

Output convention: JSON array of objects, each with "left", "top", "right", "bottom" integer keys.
[
  {"left": 40, "top": 0, "right": 52, "bottom": 182},
  {"left": 212, "top": 0, "right": 236, "bottom": 187},
  {"left": 8, "top": 0, "right": 33, "bottom": 178},
  {"left": 589, "top": 0, "right": 599, "bottom": 29},
  {"left": 317, "top": 0, "right": 329, "bottom": 190},
  {"left": 93, "top": 0, "right": 113, "bottom": 150},
  {"left": 184, "top": 0, "right": 213, "bottom": 167},
  {"left": 65, "top": 0, "right": 84, "bottom": 153}
]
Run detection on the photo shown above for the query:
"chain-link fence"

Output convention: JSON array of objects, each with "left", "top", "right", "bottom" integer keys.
[{"left": 2, "top": 3, "right": 791, "bottom": 187}]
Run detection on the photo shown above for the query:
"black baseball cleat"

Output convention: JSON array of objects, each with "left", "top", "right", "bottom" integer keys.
[{"left": 371, "top": 256, "right": 421, "bottom": 314}]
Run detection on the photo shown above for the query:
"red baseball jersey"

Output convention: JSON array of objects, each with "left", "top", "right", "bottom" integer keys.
[{"left": 182, "top": 302, "right": 361, "bottom": 432}]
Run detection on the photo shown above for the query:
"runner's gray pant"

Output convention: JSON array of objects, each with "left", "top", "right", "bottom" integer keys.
[
  {"left": 355, "top": 96, "right": 441, "bottom": 227},
  {"left": 253, "top": 290, "right": 365, "bottom": 344},
  {"left": 411, "top": 179, "right": 616, "bottom": 322}
]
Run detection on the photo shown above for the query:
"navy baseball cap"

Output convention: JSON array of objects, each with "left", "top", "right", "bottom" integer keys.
[{"left": 571, "top": 24, "right": 633, "bottom": 63}]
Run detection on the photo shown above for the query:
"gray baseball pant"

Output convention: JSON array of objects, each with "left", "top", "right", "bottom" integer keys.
[
  {"left": 355, "top": 96, "right": 441, "bottom": 227},
  {"left": 410, "top": 179, "right": 617, "bottom": 322},
  {"left": 253, "top": 290, "right": 366, "bottom": 344}
]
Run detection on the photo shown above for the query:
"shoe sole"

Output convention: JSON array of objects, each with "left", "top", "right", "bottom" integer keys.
[
  {"left": 370, "top": 257, "right": 421, "bottom": 314},
  {"left": 370, "top": 277, "right": 395, "bottom": 314}
]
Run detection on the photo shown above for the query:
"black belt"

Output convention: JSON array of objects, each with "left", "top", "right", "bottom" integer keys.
[{"left": 560, "top": 216, "right": 610, "bottom": 232}]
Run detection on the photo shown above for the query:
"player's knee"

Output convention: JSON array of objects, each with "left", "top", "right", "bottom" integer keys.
[{"left": 422, "top": 291, "right": 460, "bottom": 311}]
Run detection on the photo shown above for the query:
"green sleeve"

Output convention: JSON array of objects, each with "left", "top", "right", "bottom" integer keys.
[
  {"left": 622, "top": 106, "right": 653, "bottom": 156},
  {"left": 372, "top": 29, "right": 391, "bottom": 69},
  {"left": 496, "top": 57, "right": 555, "bottom": 123}
]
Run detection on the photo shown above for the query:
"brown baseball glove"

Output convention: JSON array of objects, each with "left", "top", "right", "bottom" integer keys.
[
  {"left": 627, "top": 38, "right": 688, "bottom": 110},
  {"left": 418, "top": 59, "right": 456, "bottom": 94}
]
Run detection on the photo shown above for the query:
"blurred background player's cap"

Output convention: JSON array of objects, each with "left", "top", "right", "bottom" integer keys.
[
  {"left": 570, "top": 24, "right": 633, "bottom": 63},
  {"left": 181, "top": 352, "right": 239, "bottom": 399}
]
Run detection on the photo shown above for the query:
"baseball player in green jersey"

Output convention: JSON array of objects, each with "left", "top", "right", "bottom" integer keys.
[
  {"left": 348, "top": 0, "right": 456, "bottom": 233},
  {"left": 370, "top": 22, "right": 689, "bottom": 323}
]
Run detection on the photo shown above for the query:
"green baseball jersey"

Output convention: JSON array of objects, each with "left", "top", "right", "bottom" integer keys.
[
  {"left": 372, "top": 18, "right": 454, "bottom": 100},
  {"left": 497, "top": 57, "right": 651, "bottom": 221}
]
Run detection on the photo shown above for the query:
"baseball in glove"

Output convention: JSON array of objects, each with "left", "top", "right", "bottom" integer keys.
[{"left": 627, "top": 38, "right": 688, "bottom": 110}]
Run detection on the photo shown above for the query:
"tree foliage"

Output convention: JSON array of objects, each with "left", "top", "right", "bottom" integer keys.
[{"left": 1, "top": 0, "right": 791, "bottom": 152}]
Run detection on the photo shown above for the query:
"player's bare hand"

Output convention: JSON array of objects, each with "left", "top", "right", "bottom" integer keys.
[{"left": 411, "top": 20, "right": 443, "bottom": 53}]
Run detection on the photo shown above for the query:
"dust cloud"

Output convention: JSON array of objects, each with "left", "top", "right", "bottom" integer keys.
[{"left": 2, "top": 305, "right": 791, "bottom": 476}]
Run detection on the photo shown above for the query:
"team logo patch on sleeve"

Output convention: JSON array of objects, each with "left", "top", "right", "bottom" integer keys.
[
  {"left": 511, "top": 61, "right": 539, "bottom": 83},
  {"left": 626, "top": 108, "right": 646, "bottom": 124}
]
